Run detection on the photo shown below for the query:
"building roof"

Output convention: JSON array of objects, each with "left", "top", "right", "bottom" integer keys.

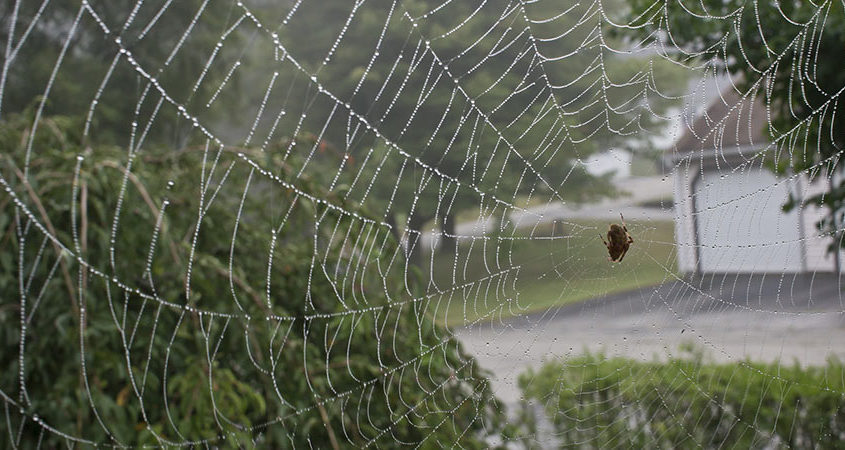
[{"left": 670, "top": 88, "right": 769, "bottom": 156}]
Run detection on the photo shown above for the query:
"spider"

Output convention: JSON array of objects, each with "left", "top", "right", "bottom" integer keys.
[{"left": 599, "top": 213, "right": 634, "bottom": 262}]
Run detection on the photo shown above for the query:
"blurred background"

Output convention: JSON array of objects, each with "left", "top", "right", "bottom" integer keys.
[{"left": 1, "top": 0, "right": 844, "bottom": 447}]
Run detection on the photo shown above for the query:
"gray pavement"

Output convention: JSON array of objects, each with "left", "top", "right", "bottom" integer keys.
[{"left": 454, "top": 272, "right": 845, "bottom": 404}]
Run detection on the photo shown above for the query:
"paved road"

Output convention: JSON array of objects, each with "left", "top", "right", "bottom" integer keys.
[{"left": 454, "top": 273, "right": 845, "bottom": 404}]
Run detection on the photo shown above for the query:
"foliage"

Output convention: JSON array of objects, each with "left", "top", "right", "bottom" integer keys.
[
  {"left": 618, "top": 0, "right": 845, "bottom": 251},
  {"left": 517, "top": 350, "right": 845, "bottom": 448},
  {"left": 2, "top": 0, "right": 690, "bottom": 264},
  {"left": 0, "top": 0, "right": 252, "bottom": 147},
  {"left": 241, "top": 0, "right": 688, "bottom": 257},
  {"left": 0, "top": 112, "right": 508, "bottom": 447}
]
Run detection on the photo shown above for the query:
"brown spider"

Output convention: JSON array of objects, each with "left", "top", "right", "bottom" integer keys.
[{"left": 599, "top": 213, "right": 634, "bottom": 262}]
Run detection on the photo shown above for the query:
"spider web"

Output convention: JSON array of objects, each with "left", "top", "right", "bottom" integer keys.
[{"left": 1, "top": 0, "right": 844, "bottom": 447}]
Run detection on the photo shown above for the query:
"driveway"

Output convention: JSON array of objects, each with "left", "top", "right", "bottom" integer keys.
[{"left": 454, "top": 272, "right": 845, "bottom": 404}]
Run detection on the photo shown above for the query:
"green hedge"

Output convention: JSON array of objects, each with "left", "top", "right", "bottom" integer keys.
[{"left": 518, "top": 350, "right": 845, "bottom": 448}]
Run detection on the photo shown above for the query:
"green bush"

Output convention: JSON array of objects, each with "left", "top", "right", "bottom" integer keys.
[
  {"left": 0, "top": 112, "right": 506, "bottom": 448},
  {"left": 518, "top": 350, "right": 845, "bottom": 448}
]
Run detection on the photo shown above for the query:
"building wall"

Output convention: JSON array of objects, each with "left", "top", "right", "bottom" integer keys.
[
  {"left": 673, "top": 165, "right": 839, "bottom": 274},
  {"left": 694, "top": 169, "right": 803, "bottom": 273},
  {"left": 583, "top": 149, "right": 632, "bottom": 179},
  {"left": 673, "top": 165, "right": 698, "bottom": 273},
  {"left": 796, "top": 175, "right": 838, "bottom": 272}
]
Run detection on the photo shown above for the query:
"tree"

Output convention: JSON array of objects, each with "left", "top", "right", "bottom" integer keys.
[
  {"left": 0, "top": 0, "right": 248, "bottom": 146},
  {"left": 261, "top": 0, "right": 688, "bottom": 267},
  {"left": 619, "top": 0, "right": 845, "bottom": 250}
]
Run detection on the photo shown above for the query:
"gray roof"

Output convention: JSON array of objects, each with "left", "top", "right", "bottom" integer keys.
[{"left": 670, "top": 88, "right": 769, "bottom": 156}]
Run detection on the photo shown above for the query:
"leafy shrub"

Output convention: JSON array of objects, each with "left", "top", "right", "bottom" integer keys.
[
  {"left": 0, "top": 112, "right": 506, "bottom": 448},
  {"left": 518, "top": 350, "right": 845, "bottom": 448}
]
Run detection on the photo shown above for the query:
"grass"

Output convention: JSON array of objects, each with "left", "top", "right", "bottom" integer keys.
[
  {"left": 425, "top": 219, "right": 677, "bottom": 326},
  {"left": 629, "top": 155, "right": 659, "bottom": 177}
]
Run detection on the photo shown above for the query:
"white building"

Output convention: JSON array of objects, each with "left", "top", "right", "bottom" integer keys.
[
  {"left": 583, "top": 148, "right": 632, "bottom": 179},
  {"left": 665, "top": 89, "right": 837, "bottom": 274}
]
